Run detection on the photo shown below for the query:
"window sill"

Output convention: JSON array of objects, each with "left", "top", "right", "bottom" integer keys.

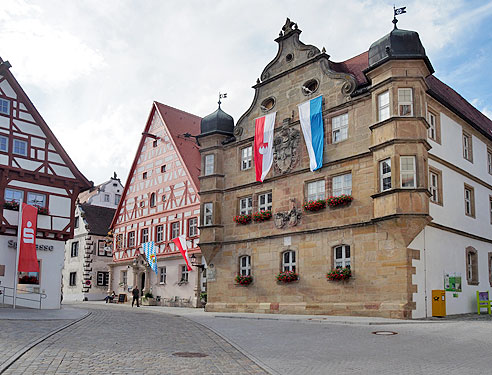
[
  {"left": 371, "top": 188, "right": 431, "bottom": 199},
  {"left": 467, "top": 281, "right": 479, "bottom": 286}
]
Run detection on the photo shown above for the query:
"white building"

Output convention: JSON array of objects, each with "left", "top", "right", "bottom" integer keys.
[{"left": 0, "top": 58, "right": 91, "bottom": 309}]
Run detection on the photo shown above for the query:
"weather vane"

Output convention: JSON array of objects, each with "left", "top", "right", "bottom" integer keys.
[
  {"left": 393, "top": 5, "right": 407, "bottom": 28},
  {"left": 218, "top": 92, "right": 227, "bottom": 107}
]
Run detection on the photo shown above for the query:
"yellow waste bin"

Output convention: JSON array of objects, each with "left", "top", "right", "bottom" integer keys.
[{"left": 432, "top": 290, "right": 446, "bottom": 317}]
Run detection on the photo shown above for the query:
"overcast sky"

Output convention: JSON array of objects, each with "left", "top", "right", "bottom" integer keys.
[{"left": 2, "top": 0, "right": 492, "bottom": 186}]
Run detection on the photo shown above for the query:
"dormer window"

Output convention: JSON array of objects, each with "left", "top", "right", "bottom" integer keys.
[{"left": 398, "top": 88, "right": 413, "bottom": 116}]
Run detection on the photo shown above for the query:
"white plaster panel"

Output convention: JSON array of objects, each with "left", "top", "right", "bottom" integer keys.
[
  {"left": 18, "top": 111, "right": 34, "bottom": 122},
  {"left": 193, "top": 209, "right": 200, "bottom": 215},
  {"left": 37, "top": 214, "right": 51, "bottom": 229},
  {"left": 184, "top": 211, "right": 191, "bottom": 217},
  {"left": 0, "top": 154, "right": 8, "bottom": 166},
  {"left": 49, "top": 195, "right": 71, "bottom": 217},
  {"left": 52, "top": 217, "right": 70, "bottom": 231},
  {"left": 48, "top": 143, "right": 55, "bottom": 151},
  {"left": 19, "top": 103, "right": 27, "bottom": 111},
  {"left": 13, "top": 119, "right": 45, "bottom": 137},
  {"left": 13, "top": 132, "right": 28, "bottom": 139},
  {"left": 14, "top": 158, "right": 42, "bottom": 171},
  {"left": 50, "top": 164, "right": 75, "bottom": 178},
  {"left": 0, "top": 115, "right": 9, "bottom": 128},
  {"left": 0, "top": 79, "right": 16, "bottom": 98},
  {"left": 48, "top": 152, "right": 64, "bottom": 164},
  {"left": 30, "top": 149, "right": 35, "bottom": 158}
]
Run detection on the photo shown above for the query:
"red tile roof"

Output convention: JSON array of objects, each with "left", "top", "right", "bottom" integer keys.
[{"left": 330, "top": 51, "right": 369, "bottom": 87}]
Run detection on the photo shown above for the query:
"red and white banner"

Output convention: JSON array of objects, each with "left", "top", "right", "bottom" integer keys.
[
  {"left": 173, "top": 235, "right": 192, "bottom": 271},
  {"left": 18, "top": 203, "right": 39, "bottom": 273},
  {"left": 254, "top": 112, "right": 276, "bottom": 182}
]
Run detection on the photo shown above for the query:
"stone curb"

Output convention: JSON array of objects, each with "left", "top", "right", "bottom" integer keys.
[{"left": 0, "top": 311, "right": 91, "bottom": 374}]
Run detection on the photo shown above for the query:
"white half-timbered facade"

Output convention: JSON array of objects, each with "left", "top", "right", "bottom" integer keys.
[{"left": 0, "top": 58, "right": 91, "bottom": 309}]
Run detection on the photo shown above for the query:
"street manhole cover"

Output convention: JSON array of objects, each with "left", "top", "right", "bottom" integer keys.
[
  {"left": 372, "top": 331, "right": 398, "bottom": 335},
  {"left": 172, "top": 352, "right": 208, "bottom": 358}
]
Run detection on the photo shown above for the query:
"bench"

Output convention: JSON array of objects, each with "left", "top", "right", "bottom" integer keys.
[{"left": 477, "top": 291, "right": 491, "bottom": 315}]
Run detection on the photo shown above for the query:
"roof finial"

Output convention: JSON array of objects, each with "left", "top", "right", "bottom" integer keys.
[
  {"left": 218, "top": 92, "right": 227, "bottom": 108},
  {"left": 393, "top": 5, "right": 407, "bottom": 29}
]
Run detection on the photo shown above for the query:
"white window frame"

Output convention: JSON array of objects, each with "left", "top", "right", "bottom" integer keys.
[
  {"left": 239, "top": 255, "right": 251, "bottom": 276},
  {"left": 141, "top": 228, "right": 149, "bottom": 244},
  {"left": 69, "top": 272, "right": 76, "bottom": 286},
  {"left": 150, "top": 193, "right": 156, "bottom": 207},
  {"left": 128, "top": 231, "right": 135, "bottom": 247},
  {"left": 180, "top": 265, "right": 189, "bottom": 283},
  {"left": 398, "top": 88, "right": 413, "bottom": 117},
  {"left": 156, "top": 225, "right": 163, "bottom": 242},
  {"left": 334, "top": 245, "right": 351, "bottom": 268},
  {"left": 258, "top": 192, "right": 272, "bottom": 211},
  {"left": 241, "top": 146, "right": 252, "bottom": 170},
  {"left": 98, "top": 240, "right": 106, "bottom": 256},
  {"left": 13, "top": 139, "right": 27, "bottom": 156},
  {"left": 203, "top": 203, "right": 213, "bottom": 226},
  {"left": 104, "top": 194, "right": 110, "bottom": 202},
  {"left": 171, "top": 222, "right": 180, "bottom": 239},
  {"left": 400, "top": 156, "right": 416, "bottom": 188},
  {"left": 379, "top": 158, "right": 392, "bottom": 192},
  {"left": 239, "top": 196, "right": 253, "bottom": 215},
  {"left": 121, "top": 270, "right": 127, "bottom": 285},
  {"left": 429, "top": 171, "right": 439, "bottom": 203},
  {"left": 378, "top": 91, "right": 390, "bottom": 121},
  {"left": 188, "top": 218, "right": 198, "bottom": 237},
  {"left": 489, "top": 197, "right": 492, "bottom": 225},
  {"left": 428, "top": 112, "right": 436, "bottom": 140},
  {"left": 71, "top": 241, "right": 79, "bottom": 257},
  {"left": 5, "top": 188, "right": 23, "bottom": 203},
  {"left": 332, "top": 113, "right": 348, "bottom": 143},
  {"left": 159, "top": 267, "right": 167, "bottom": 284},
  {"left": 0, "top": 135, "right": 7, "bottom": 152},
  {"left": 0, "top": 99, "right": 9, "bottom": 114},
  {"left": 488, "top": 150, "right": 492, "bottom": 175},
  {"left": 464, "top": 187, "right": 473, "bottom": 216},
  {"left": 332, "top": 174, "right": 352, "bottom": 197},
  {"left": 26, "top": 192, "right": 46, "bottom": 208},
  {"left": 463, "top": 133, "right": 472, "bottom": 161},
  {"left": 307, "top": 180, "right": 325, "bottom": 201},
  {"left": 204, "top": 154, "right": 215, "bottom": 176},
  {"left": 97, "top": 271, "right": 109, "bottom": 286},
  {"left": 282, "top": 250, "right": 296, "bottom": 272},
  {"left": 115, "top": 194, "right": 121, "bottom": 205}
]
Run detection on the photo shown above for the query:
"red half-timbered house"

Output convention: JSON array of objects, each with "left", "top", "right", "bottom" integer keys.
[
  {"left": 0, "top": 58, "right": 92, "bottom": 308},
  {"left": 110, "top": 102, "right": 203, "bottom": 306}
]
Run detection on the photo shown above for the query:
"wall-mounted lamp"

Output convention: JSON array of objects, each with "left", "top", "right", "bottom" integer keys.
[{"left": 190, "top": 254, "right": 205, "bottom": 270}]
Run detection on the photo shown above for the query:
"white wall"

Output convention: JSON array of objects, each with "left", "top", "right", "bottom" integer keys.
[{"left": 86, "top": 179, "right": 123, "bottom": 208}]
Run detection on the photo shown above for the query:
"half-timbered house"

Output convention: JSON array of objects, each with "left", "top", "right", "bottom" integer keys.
[
  {"left": 0, "top": 58, "right": 92, "bottom": 309},
  {"left": 110, "top": 102, "right": 203, "bottom": 307}
]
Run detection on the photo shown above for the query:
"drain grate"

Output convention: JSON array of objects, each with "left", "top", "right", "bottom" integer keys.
[
  {"left": 172, "top": 352, "right": 208, "bottom": 358},
  {"left": 372, "top": 331, "right": 398, "bottom": 335}
]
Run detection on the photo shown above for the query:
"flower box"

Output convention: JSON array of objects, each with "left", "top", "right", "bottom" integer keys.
[
  {"left": 326, "top": 267, "right": 351, "bottom": 281},
  {"left": 235, "top": 274, "right": 253, "bottom": 285},
  {"left": 252, "top": 210, "right": 272, "bottom": 222},
  {"left": 3, "top": 201, "right": 19, "bottom": 211},
  {"left": 233, "top": 214, "right": 251, "bottom": 225},
  {"left": 276, "top": 270, "right": 299, "bottom": 283},
  {"left": 303, "top": 199, "right": 326, "bottom": 212},
  {"left": 35, "top": 206, "right": 49, "bottom": 215},
  {"left": 326, "top": 195, "right": 353, "bottom": 208}
]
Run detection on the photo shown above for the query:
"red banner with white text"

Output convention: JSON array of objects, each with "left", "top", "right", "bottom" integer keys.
[{"left": 18, "top": 203, "right": 39, "bottom": 273}]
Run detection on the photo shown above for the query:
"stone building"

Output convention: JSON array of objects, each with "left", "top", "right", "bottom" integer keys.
[
  {"left": 198, "top": 19, "right": 492, "bottom": 318},
  {"left": 110, "top": 102, "right": 203, "bottom": 307},
  {"left": 62, "top": 175, "right": 123, "bottom": 301}
]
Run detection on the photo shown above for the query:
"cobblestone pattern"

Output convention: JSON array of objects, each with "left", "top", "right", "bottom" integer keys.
[
  {"left": 0, "top": 319, "right": 71, "bottom": 368},
  {"left": 3, "top": 305, "right": 267, "bottom": 375}
]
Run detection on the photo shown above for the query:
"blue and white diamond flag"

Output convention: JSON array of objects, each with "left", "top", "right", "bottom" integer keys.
[{"left": 142, "top": 241, "right": 158, "bottom": 275}]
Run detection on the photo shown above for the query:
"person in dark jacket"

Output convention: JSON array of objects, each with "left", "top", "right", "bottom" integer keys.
[{"left": 132, "top": 287, "right": 140, "bottom": 307}]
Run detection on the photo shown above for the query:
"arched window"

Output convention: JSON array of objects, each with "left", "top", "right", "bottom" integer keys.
[
  {"left": 334, "top": 245, "right": 350, "bottom": 268},
  {"left": 239, "top": 255, "right": 251, "bottom": 276},
  {"left": 150, "top": 193, "right": 156, "bottom": 208},
  {"left": 282, "top": 250, "right": 296, "bottom": 272}
]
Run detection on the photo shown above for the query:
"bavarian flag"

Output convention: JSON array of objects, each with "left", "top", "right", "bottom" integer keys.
[
  {"left": 142, "top": 241, "right": 158, "bottom": 275},
  {"left": 298, "top": 96, "right": 324, "bottom": 171}
]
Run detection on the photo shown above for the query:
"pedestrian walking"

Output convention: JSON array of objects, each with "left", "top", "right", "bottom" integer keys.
[{"left": 132, "top": 287, "right": 140, "bottom": 307}]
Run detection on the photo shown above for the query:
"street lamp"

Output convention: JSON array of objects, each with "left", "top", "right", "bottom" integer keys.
[{"left": 190, "top": 254, "right": 205, "bottom": 270}]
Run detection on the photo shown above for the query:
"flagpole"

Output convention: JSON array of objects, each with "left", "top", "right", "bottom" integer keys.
[{"left": 13, "top": 199, "right": 23, "bottom": 309}]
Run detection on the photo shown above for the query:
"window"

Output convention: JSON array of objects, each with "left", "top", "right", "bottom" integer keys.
[
  {"left": 488, "top": 150, "right": 492, "bottom": 175},
  {"left": 463, "top": 132, "right": 472, "bottom": 162},
  {"left": 104, "top": 194, "right": 110, "bottom": 202},
  {"left": 141, "top": 228, "right": 149, "bottom": 243},
  {"left": 150, "top": 193, "right": 156, "bottom": 207},
  {"left": 400, "top": 156, "right": 416, "bottom": 188},
  {"left": 98, "top": 240, "right": 106, "bottom": 256},
  {"left": 115, "top": 194, "right": 121, "bottom": 205},
  {"left": 428, "top": 112, "right": 437, "bottom": 140},
  {"left": 204, "top": 154, "right": 215, "bottom": 175},
  {"left": 490, "top": 196, "right": 492, "bottom": 225},
  {"left": 5, "top": 188, "right": 23, "bottom": 203},
  {"left": 69, "top": 272, "right": 76, "bottom": 286},
  {"left": 71, "top": 242, "right": 79, "bottom": 257},
  {"left": 121, "top": 270, "right": 127, "bottom": 285},
  {"left": 159, "top": 267, "right": 167, "bottom": 284},
  {"left": 97, "top": 271, "right": 109, "bottom": 286},
  {"left": 139, "top": 201, "right": 145, "bottom": 208},
  {"left": 27, "top": 192, "right": 46, "bottom": 208},
  {"left": 398, "top": 88, "right": 413, "bottom": 116},
  {"left": 116, "top": 234, "right": 123, "bottom": 250},
  {"left": 0, "top": 99, "right": 9, "bottom": 114},
  {"left": 161, "top": 165, "right": 166, "bottom": 173},
  {"left": 13, "top": 139, "right": 27, "bottom": 156},
  {"left": 74, "top": 216, "right": 79, "bottom": 229},
  {"left": 429, "top": 169, "right": 443, "bottom": 205},
  {"left": 334, "top": 245, "right": 351, "bottom": 268},
  {"left": 379, "top": 158, "right": 391, "bottom": 192},
  {"left": 188, "top": 218, "right": 198, "bottom": 237},
  {"left": 128, "top": 231, "right": 135, "bottom": 247},
  {"left": 241, "top": 146, "right": 252, "bottom": 170},
  {"left": 282, "top": 250, "right": 296, "bottom": 272},
  {"left": 0, "top": 135, "right": 7, "bottom": 152},
  {"left": 239, "top": 197, "right": 253, "bottom": 215},
  {"left": 239, "top": 255, "right": 251, "bottom": 276},
  {"left": 378, "top": 91, "right": 390, "bottom": 121},
  {"left": 489, "top": 252, "right": 492, "bottom": 287},
  {"left": 307, "top": 180, "right": 325, "bottom": 201},
  {"left": 171, "top": 222, "right": 180, "bottom": 239},
  {"left": 203, "top": 203, "right": 213, "bottom": 225},
  {"left": 464, "top": 185, "right": 475, "bottom": 217},
  {"left": 155, "top": 225, "right": 164, "bottom": 242},
  {"left": 18, "top": 262, "right": 40, "bottom": 285},
  {"left": 332, "top": 174, "right": 352, "bottom": 196},
  {"left": 332, "top": 113, "right": 348, "bottom": 143},
  {"left": 143, "top": 172, "right": 147, "bottom": 179},
  {"left": 465, "top": 246, "right": 478, "bottom": 285},
  {"left": 180, "top": 265, "right": 189, "bottom": 283},
  {"left": 153, "top": 140, "right": 158, "bottom": 148},
  {"left": 258, "top": 192, "right": 272, "bottom": 211}
]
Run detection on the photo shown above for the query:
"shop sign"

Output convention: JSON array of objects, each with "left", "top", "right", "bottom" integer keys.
[
  {"left": 7, "top": 240, "right": 54, "bottom": 252},
  {"left": 444, "top": 272, "right": 462, "bottom": 292}
]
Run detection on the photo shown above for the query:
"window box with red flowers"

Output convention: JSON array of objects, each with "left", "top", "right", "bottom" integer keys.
[
  {"left": 252, "top": 210, "right": 272, "bottom": 222},
  {"left": 303, "top": 199, "right": 326, "bottom": 212},
  {"left": 326, "top": 267, "right": 351, "bottom": 281},
  {"left": 326, "top": 194, "right": 353, "bottom": 208},
  {"left": 235, "top": 274, "right": 253, "bottom": 286},
  {"left": 34, "top": 206, "right": 49, "bottom": 215},
  {"left": 3, "top": 201, "right": 19, "bottom": 211},
  {"left": 233, "top": 214, "right": 251, "bottom": 225},
  {"left": 276, "top": 270, "right": 299, "bottom": 283}
]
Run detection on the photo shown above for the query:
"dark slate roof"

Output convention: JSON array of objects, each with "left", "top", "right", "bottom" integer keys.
[
  {"left": 80, "top": 203, "right": 116, "bottom": 236},
  {"left": 199, "top": 104, "right": 234, "bottom": 137}
]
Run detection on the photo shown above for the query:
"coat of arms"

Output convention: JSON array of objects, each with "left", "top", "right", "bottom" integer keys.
[
  {"left": 273, "top": 127, "right": 300, "bottom": 174},
  {"left": 274, "top": 199, "right": 302, "bottom": 229}
]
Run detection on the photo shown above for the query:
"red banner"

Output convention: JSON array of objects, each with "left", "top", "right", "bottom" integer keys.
[{"left": 18, "top": 203, "right": 39, "bottom": 273}]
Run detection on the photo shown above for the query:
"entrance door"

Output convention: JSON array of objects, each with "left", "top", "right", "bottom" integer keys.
[{"left": 140, "top": 273, "right": 145, "bottom": 293}]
